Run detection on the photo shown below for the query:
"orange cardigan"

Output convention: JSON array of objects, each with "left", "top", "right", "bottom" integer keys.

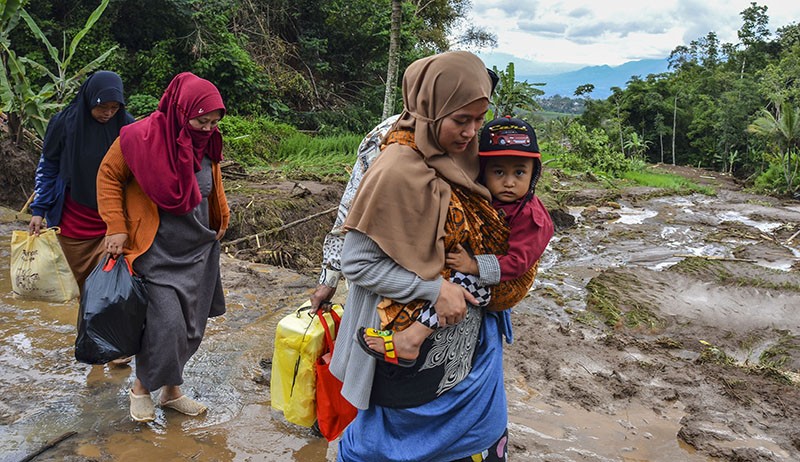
[{"left": 96, "top": 137, "right": 230, "bottom": 263}]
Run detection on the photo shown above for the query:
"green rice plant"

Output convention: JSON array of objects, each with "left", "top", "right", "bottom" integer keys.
[
  {"left": 586, "top": 279, "right": 622, "bottom": 328},
  {"left": 621, "top": 170, "right": 715, "bottom": 195},
  {"left": 274, "top": 133, "right": 362, "bottom": 181}
]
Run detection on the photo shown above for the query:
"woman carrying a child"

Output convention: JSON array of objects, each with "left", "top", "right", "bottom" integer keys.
[{"left": 330, "top": 51, "right": 539, "bottom": 462}]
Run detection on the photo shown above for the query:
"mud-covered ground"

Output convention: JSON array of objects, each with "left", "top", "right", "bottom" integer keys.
[
  {"left": 1, "top": 159, "right": 800, "bottom": 461},
  {"left": 505, "top": 165, "right": 800, "bottom": 461}
]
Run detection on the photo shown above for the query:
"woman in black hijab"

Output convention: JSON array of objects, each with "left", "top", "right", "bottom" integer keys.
[{"left": 28, "top": 70, "right": 134, "bottom": 291}]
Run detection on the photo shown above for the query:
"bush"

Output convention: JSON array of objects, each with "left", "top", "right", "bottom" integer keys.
[
  {"left": 554, "top": 123, "right": 650, "bottom": 177},
  {"left": 125, "top": 94, "right": 159, "bottom": 118},
  {"left": 753, "top": 161, "right": 800, "bottom": 195},
  {"left": 593, "top": 150, "right": 629, "bottom": 177},
  {"left": 219, "top": 116, "right": 298, "bottom": 167}
]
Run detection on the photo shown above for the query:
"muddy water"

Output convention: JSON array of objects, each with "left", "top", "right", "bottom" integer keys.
[
  {"left": 0, "top": 226, "right": 326, "bottom": 461},
  {"left": 1, "top": 180, "right": 799, "bottom": 462}
]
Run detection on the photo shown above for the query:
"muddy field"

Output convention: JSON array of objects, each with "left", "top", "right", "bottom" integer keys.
[
  {"left": 505, "top": 166, "right": 800, "bottom": 461},
  {"left": 1, "top": 162, "right": 800, "bottom": 461}
]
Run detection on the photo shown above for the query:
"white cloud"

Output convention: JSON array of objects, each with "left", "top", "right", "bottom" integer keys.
[{"left": 464, "top": 0, "right": 800, "bottom": 65}]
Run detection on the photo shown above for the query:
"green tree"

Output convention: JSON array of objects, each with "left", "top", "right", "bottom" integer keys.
[
  {"left": 747, "top": 101, "right": 800, "bottom": 192},
  {"left": 1, "top": 0, "right": 114, "bottom": 141},
  {"left": 491, "top": 62, "right": 543, "bottom": 118},
  {"left": 735, "top": 2, "right": 771, "bottom": 78}
]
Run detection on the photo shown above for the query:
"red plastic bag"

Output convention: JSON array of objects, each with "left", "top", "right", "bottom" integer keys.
[{"left": 315, "top": 306, "right": 357, "bottom": 441}]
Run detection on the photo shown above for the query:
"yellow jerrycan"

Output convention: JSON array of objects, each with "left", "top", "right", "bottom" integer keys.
[{"left": 270, "top": 300, "right": 344, "bottom": 427}]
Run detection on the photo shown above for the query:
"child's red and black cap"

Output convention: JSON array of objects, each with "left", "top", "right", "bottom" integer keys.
[{"left": 479, "top": 115, "right": 540, "bottom": 158}]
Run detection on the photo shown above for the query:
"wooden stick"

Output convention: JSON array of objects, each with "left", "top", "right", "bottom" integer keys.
[
  {"left": 225, "top": 206, "right": 336, "bottom": 247},
  {"left": 786, "top": 229, "right": 800, "bottom": 244},
  {"left": 19, "top": 192, "right": 35, "bottom": 214},
  {"left": 19, "top": 431, "right": 77, "bottom": 462},
  {"left": 673, "top": 254, "right": 756, "bottom": 263}
]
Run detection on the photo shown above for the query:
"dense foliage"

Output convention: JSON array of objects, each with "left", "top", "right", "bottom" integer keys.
[
  {"left": 2, "top": 1, "right": 798, "bottom": 195},
  {"left": 5, "top": 0, "right": 485, "bottom": 134},
  {"left": 573, "top": 3, "right": 800, "bottom": 194}
]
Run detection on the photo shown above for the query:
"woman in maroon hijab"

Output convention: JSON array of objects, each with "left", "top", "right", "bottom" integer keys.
[{"left": 97, "top": 72, "right": 230, "bottom": 423}]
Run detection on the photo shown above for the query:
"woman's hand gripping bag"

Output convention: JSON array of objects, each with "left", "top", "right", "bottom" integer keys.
[
  {"left": 75, "top": 256, "right": 148, "bottom": 364},
  {"left": 10, "top": 227, "right": 79, "bottom": 303},
  {"left": 270, "top": 301, "right": 345, "bottom": 428}
]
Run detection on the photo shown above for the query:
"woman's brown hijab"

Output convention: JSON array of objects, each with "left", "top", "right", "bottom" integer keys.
[{"left": 344, "top": 51, "right": 493, "bottom": 279}]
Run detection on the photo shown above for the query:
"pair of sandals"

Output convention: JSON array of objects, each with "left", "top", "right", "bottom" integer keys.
[
  {"left": 356, "top": 327, "right": 417, "bottom": 368},
  {"left": 129, "top": 390, "right": 208, "bottom": 422}
]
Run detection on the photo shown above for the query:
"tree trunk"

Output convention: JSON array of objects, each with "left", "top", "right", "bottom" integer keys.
[
  {"left": 617, "top": 103, "right": 624, "bottom": 155},
  {"left": 660, "top": 133, "right": 664, "bottom": 164},
  {"left": 382, "top": 0, "right": 402, "bottom": 120},
  {"left": 672, "top": 94, "right": 678, "bottom": 165}
]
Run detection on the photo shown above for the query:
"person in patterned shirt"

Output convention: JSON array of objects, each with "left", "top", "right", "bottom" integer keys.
[{"left": 309, "top": 114, "right": 399, "bottom": 310}]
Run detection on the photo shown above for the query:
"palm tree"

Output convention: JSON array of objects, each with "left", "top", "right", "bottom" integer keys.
[
  {"left": 747, "top": 101, "right": 800, "bottom": 192},
  {"left": 548, "top": 116, "right": 574, "bottom": 148},
  {"left": 491, "top": 62, "right": 544, "bottom": 118}
]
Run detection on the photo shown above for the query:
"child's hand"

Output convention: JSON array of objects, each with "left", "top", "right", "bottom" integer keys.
[{"left": 446, "top": 244, "right": 479, "bottom": 275}]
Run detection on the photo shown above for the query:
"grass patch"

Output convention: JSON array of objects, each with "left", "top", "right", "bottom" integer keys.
[
  {"left": 572, "top": 309, "right": 600, "bottom": 327},
  {"left": 669, "top": 257, "right": 731, "bottom": 280},
  {"left": 621, "top": 170, "right": 715, "bottom": 195},
  {"left": 697, "top": 340, "right": 736, "bottom": 365},
  {"left": 220, "top": 115, "right": 362, "bottom": 180},
  {"left": 537, "top": 286, "right": 567, "bottom": 305},
  {"left": 759, "top": 333, "right": 799, "bottom": 369},
  {"left": 272, "top": 133, "right": 362, "bottom": 181},
  {"left": 585, "top": 277, "right": 664, "bottom": 330},
  {"left": 671, "top": 257, "right": 800, "bottom": 291},
  {"left": 220, "top": 116, "right": 297, "bottom": 167}
]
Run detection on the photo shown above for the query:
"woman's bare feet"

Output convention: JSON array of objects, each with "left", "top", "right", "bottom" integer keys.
[{"left": 108, "top": 356, "right": 133, "bottom": 367}]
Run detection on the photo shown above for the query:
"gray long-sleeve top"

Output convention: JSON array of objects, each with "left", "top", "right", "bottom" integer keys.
[{"left": 329, "top": 230, "right": 500, "bottom": 409}]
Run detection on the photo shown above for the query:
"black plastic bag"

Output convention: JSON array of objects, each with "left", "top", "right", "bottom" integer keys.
[{"left": 75, "top": 256, "right": 148, "bottom": 364}]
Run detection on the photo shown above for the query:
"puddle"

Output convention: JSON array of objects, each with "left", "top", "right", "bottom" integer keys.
[
  {"left": 613, "top": 205, "right": 659, "bottom": 225},
  {"left": 716, "top": 210, "right": 783, "bottom": 233},
  {"left": 0, "top": 233, "right": 327, "bottom": 461},
  {"left": 506, "top": 398, "right": 716, "bottom": 462}
]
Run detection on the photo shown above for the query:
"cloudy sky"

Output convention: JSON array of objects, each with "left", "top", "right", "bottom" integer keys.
[{"left": 466, "top": 0, "right": 800, "bottom": 66}]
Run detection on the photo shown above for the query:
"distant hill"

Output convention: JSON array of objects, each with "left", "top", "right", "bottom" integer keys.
[
  {"left": 478, "top": 52, "right": 586, "bottom": 76},
  {"left": 519, "top": 59, "right": 671, "bottom": 99}
]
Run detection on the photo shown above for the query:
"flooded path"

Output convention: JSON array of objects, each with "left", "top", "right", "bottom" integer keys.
[
  {"left": 2, "top": 167, "right": 800, "bottom": 461},
  {"left": 0, "top": 219, "right": 328, "bottom": 461}
]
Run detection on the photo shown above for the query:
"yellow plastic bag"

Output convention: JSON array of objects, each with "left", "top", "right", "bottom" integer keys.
[
  {"left": 10, "top": 227, "right": 79, "bottom": 303},
  {"left": 270, "top": 301, "right": 344, "bottom": 427}
]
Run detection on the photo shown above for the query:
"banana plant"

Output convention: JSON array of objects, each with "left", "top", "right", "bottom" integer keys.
[
  {"left": 0, "top": 0, "right": 115, "bottom": 142},
  {"left": 748, "top": 101, "right": 800, "bottom": 193}
]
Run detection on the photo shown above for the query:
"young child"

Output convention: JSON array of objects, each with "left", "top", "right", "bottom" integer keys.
[{"left": 358, "top": 116, "right": 554, "bottom": 366}]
